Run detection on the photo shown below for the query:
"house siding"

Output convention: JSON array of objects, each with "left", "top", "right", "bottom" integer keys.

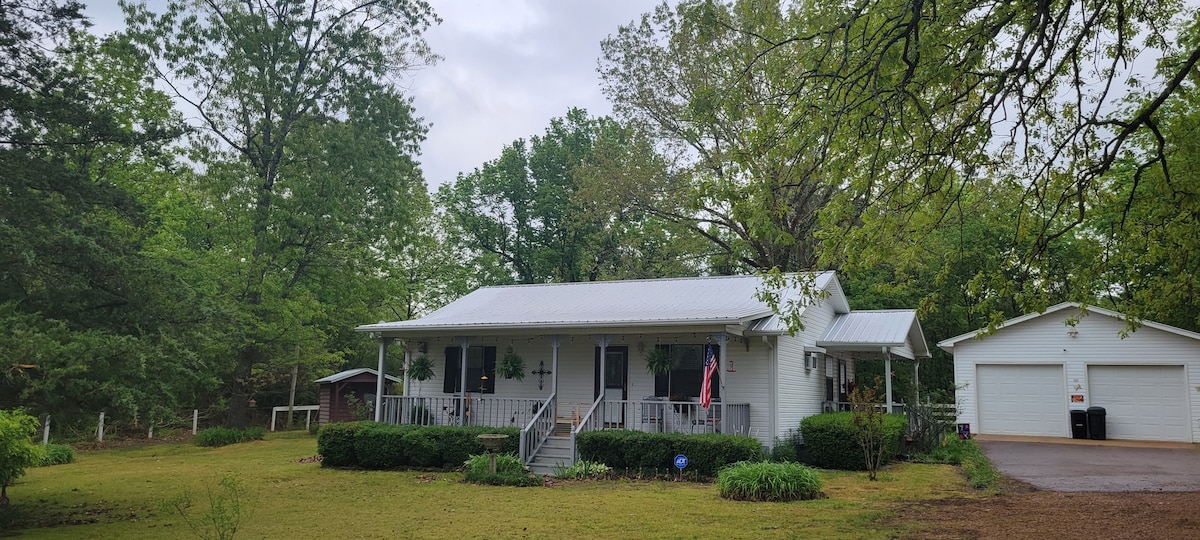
[
  {"left": 776, "top": 297, "right": 839, "bottom": 440},
  {"left": 953, "top": 309, "right": 1200, "bottom": 442}
]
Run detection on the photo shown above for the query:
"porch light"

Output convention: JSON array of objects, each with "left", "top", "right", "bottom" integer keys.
[
  {"left": 480, "top": 374, "right": 489, "bottom": 380},
  {"left": 1067, "top": 328, "right": 1079, "bottom": 337}
]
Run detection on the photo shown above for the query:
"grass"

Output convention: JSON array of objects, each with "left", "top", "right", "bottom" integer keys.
[
  {"left": 911, "top": 437, "right": 1000, "bottom": 490},
  {"left": 0, "top": 432, "right": 980, "bottom": 539}
]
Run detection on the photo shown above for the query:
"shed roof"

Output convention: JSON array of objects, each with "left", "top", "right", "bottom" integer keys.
[
  {"left": 313, "top": 368, "right": 402, "bottom": 384},
  {"left": 816, "top": 310, "right": 931, "bottom": 359},
  {"left": 936, "top": 302, "right": 1200, "bottom": 353},
  {"left": 357, "top": 271, "right": 844, "bottom": 337}
]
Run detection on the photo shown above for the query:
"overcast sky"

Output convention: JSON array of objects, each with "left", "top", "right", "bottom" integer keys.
[{"left": 86, "top": 0, "right": 661, "bottom": 190}]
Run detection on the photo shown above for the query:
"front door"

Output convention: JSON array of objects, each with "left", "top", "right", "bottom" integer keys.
[{"left": 594, "top": 346, "right": 629, "bottom": 426}]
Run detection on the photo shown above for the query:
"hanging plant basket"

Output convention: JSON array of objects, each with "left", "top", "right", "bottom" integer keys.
[
  {"left": 498, "top": 346, "right": 526, "bottom": 380},
  {"left": 644, "top": 348, "right": 672, "bottom": 375},
  {"left": 408, "top": 354, "right": 434, "bottom": 381}
]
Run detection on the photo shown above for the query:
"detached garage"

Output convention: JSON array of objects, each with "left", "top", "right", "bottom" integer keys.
[{"left": 939, "top": 303, "right": 1200, "bottom": 443}]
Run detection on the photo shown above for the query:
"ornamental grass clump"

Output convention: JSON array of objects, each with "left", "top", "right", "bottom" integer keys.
[
  {"left": 717, "top": 461, "right": 824, "bottom": 502},
  {"left": 555, "top": 460, "right": 612, "bottom": 480},
  {"left": 37, "top": 443, "right": 75, "bottom": 466},
  {"left": 462, "top": 452, "right": 541, "bottom": 487}
]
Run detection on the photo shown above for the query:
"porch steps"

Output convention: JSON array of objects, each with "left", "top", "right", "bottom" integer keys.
[{"left": 528, "top": 435, "right": 573, "bottom": 476}]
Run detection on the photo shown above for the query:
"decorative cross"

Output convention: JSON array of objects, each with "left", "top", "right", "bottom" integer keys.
[{"left": 532, "top": 361, "right": 552, "bottom": 391}]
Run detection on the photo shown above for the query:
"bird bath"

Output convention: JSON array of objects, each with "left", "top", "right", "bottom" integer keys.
[{"left": 477, "top": 433, "right": 510, "bottom": 473}]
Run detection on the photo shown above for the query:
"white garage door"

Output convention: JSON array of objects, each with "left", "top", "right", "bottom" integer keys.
[
  {"left": 1088, "top": 365, "right": 1190, "bottom": 442},
  {"left": 976, "top": 364, "right": 1066, "bottom": 436}
]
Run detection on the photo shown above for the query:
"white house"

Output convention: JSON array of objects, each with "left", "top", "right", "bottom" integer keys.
[
  {"left": 357, "top": 271, "right": 930, "bottom": 472},
  {"left": 939, "top": 302, "right": 1200, "bottom": 443}
]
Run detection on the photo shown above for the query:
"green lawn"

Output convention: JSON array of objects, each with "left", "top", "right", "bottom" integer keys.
[{"left": 0, "top": 432, "right": 976, "bottom": 539}]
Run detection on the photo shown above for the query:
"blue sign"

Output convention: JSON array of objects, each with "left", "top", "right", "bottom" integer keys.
[{"left": 674, "top": 454, "right": 688, "bottom": 469}]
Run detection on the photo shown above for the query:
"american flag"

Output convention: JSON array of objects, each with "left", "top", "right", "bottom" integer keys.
[{"left": 700, "top": 345, "right": 717, "bottom": 409}]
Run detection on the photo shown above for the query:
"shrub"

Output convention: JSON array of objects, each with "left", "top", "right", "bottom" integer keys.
[
  {"left": 554, "top": 460, "right": 612, "bottom": 480},
  {"left": 37, "top": 444, "right": 75, "bottom": 466},
  {"left": 911, "top": 436, "right": 973, "bottom": 464},
  {"left": 463, "top": 452, "right": 527, "bottom": 475},
  {"left": 462, "top": 452, "right": 540, "bottom": 486},
  {"left": 194, "top": 427, "right": 267, "bottom": 447},
  {"left": 353, "top": 424, "right": 414, "bottom": 469},
  {"left": 317, "top": 421, "right": 375, "bottom": 467},
  {"left": 576, "top": 430, "right": 762, "bottom": 478},
  {"left": 320, "top": 423, "right": 520, "bottom": 469},
  {"left": 799, "top": 412, "right": 906, "bottom": 470},
  {"left": 769, "top": 430, "right": 803, "bottom": 463},
  {"left": 1, "top": 409, "right": 41, "bottom": 505},
  {"left": 718, "top": 461, "right": 824, "bottom": 502}
]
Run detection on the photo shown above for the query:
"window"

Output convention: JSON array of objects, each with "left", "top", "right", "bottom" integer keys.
[
  {"left": 653, "top": 344, "right": 720, "bottom": 400},
  {"left": 443, "top": 346, "right": 496, "bottom": 394}
]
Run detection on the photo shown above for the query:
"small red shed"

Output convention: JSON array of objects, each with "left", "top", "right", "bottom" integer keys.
[{"left": 315, "top": 368, "right": 402, "bottom": 424}]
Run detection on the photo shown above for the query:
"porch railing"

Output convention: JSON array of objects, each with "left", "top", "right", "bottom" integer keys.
[
  {"left": 380, "top": 395, "right": 545, "bottom": 428},
  {"left": 570, "top": 396, "right": 605, "bottom": 460},
  {"left": 519, "top": 393, "right": 556, "bottom": 465}
]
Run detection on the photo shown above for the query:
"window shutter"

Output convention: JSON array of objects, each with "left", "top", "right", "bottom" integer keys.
[{"left": 443, "top": 347, "right": 460, "bottom": 394}]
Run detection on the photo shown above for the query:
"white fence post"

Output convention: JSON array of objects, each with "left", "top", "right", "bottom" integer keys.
[
  {"left": 97, "top": 412, "right": 105, "bottom": 442},
  {"left": 148, "top": 422, "right": 154, "bottom": 439},
  {"left": 192, "top": 409, "right": 199, "bottom": 434},
  {"left": 42, "top": 415, "right": 50, "bottom": 445}
]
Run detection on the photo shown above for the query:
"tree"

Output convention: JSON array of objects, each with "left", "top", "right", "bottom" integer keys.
[
  {"left": 600, "top": 0, "right": 835, "bottom": 272},
  {"left": 0, "top": 409, "right": 40, "bottom": 505},
  {"left": 123, "top": 0, "right": 439, "bottom": 427},
  {"left": 439, "top": 108, "right": 703, "bottom": 283},
  {"left": 1, "top": 1, "right": 211, "bottom": 428}
]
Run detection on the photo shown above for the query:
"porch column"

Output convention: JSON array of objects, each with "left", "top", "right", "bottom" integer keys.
[
  {"left": 374, "top": 337, "right": 391, "bottom": 422},
  {"left": 913, "top": 359, "right": 920, "bottom": 405},
  {"left": 549, "top": 335, "right": 561, "bottom": 395},
  {"left": 594, "top": 335, "right": 611, "bottom": 401},
  {"left": 883, "top": 347, "right": 893, "bottom": 413},
  {"left": 459, "top": 337, "right": 471, "bottom": 426},
  {"left": 402, "top": 345, "right": 411, "bottom": 397},
  {"left": 712, "top": 333, "right": 728, "bottom": 431}
]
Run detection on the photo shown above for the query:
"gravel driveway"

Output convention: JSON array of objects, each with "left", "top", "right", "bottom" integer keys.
[{"left": 978, "top": 438, "right": 1200, "bottom": 492}]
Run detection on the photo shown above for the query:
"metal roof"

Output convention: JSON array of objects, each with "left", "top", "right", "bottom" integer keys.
[
  {"left": 313, "top": 368, "right": 402, "bottom": 384},
  {"left": 357, "top": 271, "right": 841, "bottom": 336},
  {"left": 937, "top": 302, "right": 1200, "bottom": 353},
  {"left": 816, "top": 310, "right": 931, "bottom": 358}
]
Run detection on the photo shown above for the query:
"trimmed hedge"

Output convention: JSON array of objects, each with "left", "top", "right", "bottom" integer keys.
[
  {"left": 575, "top": 430, "right": 762, "bottom": 478},
  {"left": 799, "top": 412, "right": 907, "bottom": 470},
  {"left": 317, "top": 421, "right": 375, "bottom": 467},
  {"left": 317, "top": 422, "right": 520, "bottom": 469},
  {"left": 194, "top": 426, "right": 267, "bottom": 447}
]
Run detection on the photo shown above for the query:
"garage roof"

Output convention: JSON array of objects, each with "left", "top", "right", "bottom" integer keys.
[
  {"left": 357, "top": 271, "right": 844, "bottom": 336},
  {"left": 937, "top": 302, "right": 1200, "bottom": 353},
  {"left": 816, "top": 310, "right": 931, "bottom": 358}
]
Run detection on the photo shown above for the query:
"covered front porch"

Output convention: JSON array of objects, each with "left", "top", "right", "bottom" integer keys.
[{"left": 366, "top": 330, "right": 758, "bottom": 469}]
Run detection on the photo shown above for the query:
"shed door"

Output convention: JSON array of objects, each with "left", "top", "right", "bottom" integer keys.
[
  {"left": 976, "top": 364, "right": 1066, "bottom": 436},
  {"left": 1087, "top": 365, "right": 1190, "bottom": 442}
]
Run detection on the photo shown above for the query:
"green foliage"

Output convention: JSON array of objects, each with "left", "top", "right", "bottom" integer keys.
[
  {"left": 769, "top": 430, "right": 803, "bottom": 463},
  {"left": 0, "top": 409, "right": 41, "bottom": 504},
  {"left": 575, "top": 430, "right": 762, "bottom": 478},
  {"left": 316, "top": 421, "right": 375, "bottom": 467},
  {"left": 850, "top": 377, "right": 891, "bottom": 480},
  {"left": 497, "top": 347, "right": 526, "bottom": 380},
  {"left": 957, "top": 440, "right": 1000, "bottom": 490},
  {"left": 554, "top": 460, "right": 613, "bottom": 480},
  {"left": 342, "top": 392, "right": 373, "bottom": 422},
  {"left": 643, "top": 348, "right": 672, "bottom": 375},
  {"left": 717, "top": 461, "right": 824, "bottom": 502},
  {"left": 463, "top": 452, "right": 527, "bottom": 475},
  {"left": 318, "top": 422, "right": 520, "bottom": 470},
  {"left": 911, "top": 436, "right": 975, "bottom": 465},
  {"left": 163, "top": 474, "right": 251, "bottom": 540},
  {"left": 36, "top": 444, "right": 75, "bottom": 467},
  {"left": 407, "top": 355, "right": 435, "bottom": 381},
  {"left": 799, "top": 412, "right": 907, "bottom": 471},
  {"left": 194, "top": 427, "right": 266, "bottom": 447}
]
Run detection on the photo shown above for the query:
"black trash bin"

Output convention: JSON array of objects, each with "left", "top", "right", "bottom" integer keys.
[
  {"left": 1070, "top": 409, "right": 1089, "bottom": 439},
  {"left": 1087, "top": 406, "right": 1106, "bottom": 440}
]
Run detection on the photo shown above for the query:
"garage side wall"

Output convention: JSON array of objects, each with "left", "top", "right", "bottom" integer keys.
[{"left": 953, "top": 309, "right": 1200, "bottom": 442}]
